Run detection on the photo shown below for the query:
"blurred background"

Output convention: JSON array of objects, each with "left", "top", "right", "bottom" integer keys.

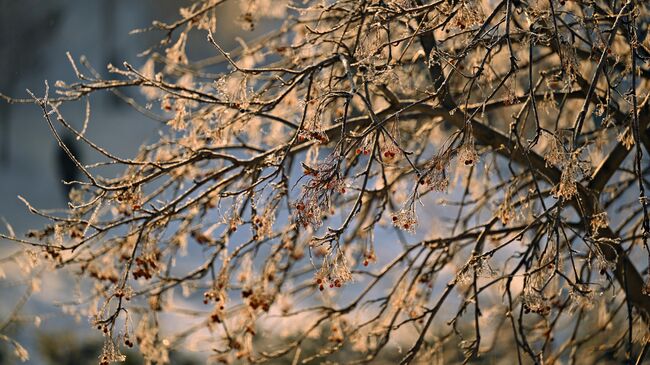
[{"left": 0, "top": 1, "right": 256, "bottom": 363}]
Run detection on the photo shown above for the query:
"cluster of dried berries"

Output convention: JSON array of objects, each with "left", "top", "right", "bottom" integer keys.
[
  {"left": 355, "top": 133, "right": 373, "bottom": 156},
  {"left": 361, "top": 222, "right": 377, "bottom": 268},
  {"left": 544, "top": 133, "right": 568, "bottom": 168},
  {"left": 314, "top": 248, "right": 353, "bottom": 291},
  {"left": 297, "top": 129, "right": 329, "bottom": 144},
  {"left": 380, "top": 144, "right": 400, "bottom": 164},
  {"left": 545, "top": 71, "right": 568, "bottom": 91},
  {"left": 617, "top": 128, "right": 635, "bottom": 150},
  {"left": 251, "top": 213, "right": 273, "bottom": 240},
  {"left": 242, "top": 288, "right": 273, "bottom": 312},
  {"left": 98, "top": 337, "right": 126, "bottom": 365},
  {"left": 203, "top": 286, "right": 227, "bottom": 305},
  {"left": 444, "top": 0, "right": 486, "bottom": 30},
  {"left": 456, "top": 256, "right": 496, "bottom": 286},
  {"left": 132, "top": 250, "right": 161, "bottom": 280},
  {"left": 294, "top": 160, "right": 346, "bottom": 228},
  {"left": 238, "top": 11, "right": 255, "bottom": 31},
  {"left": 355, "top": 145, "right": 371, "bottom": 156},
  {"left": 114, "top": 187, "right": 143, "bottom": 216},
  {"left": 113, "top": 287, "right": 133, "bottom": 301},
  {"left": 379, "top": 122, "right": 401, "bottom": 164},
  {"left": 590, "top": 212, "right": 609, "bottom": 235},
  {"left": 297, "top": 96, "right": 332, "bottom": 144},
  {"left": 223, "top": 207, "right": 244, "bottom": 233},
  {"left": 248, "top": 192, "right": 282, "bottom": 241},
  {"left": 455, "top": 131, "right": 478, "bottom": 166},
  {"left": 496, "top": 183, "right": 517, "bottom": 225},
  {"left": 391, "top": 203, "right": 419, "bottom": 233},
  {"left": 568, "top": 284, "right": 596, "bottom": 313},
  {"left": 544, "top": 134, "right": 591, "bottom": 199},
  {"left": 522, "top": 289, "right": 551, "bottom": 316},
  {"left": 354, "top": 134, "right": 372, "bottom": 156},
  {"left": 421, "top": 153, "right": 452, "bottom": 192},
  {"left": 362, "top": 250, "right": 376, "bottom": 267},
  {"left": 551, "top": 152, "right": 591, "bottom": 200},
  {"left": 209, "top": 302, "right": 227, "bottom": 324}
]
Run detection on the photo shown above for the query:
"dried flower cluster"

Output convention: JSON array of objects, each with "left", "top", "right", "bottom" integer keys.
[{"left": 294, "top": 159, "right": 346, "bottom": 229}]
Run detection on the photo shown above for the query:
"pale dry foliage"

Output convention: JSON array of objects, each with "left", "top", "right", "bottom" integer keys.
[{"left": 2, "top": 0, "right": 650, "bottom": 364}]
